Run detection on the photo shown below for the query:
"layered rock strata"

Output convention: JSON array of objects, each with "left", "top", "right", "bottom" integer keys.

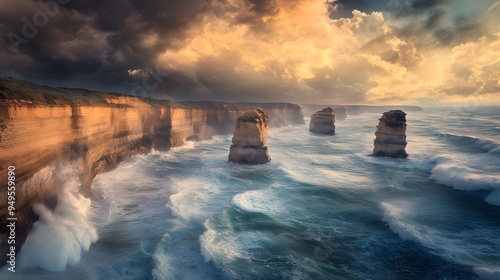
[
  {"left": 373, "top": 110, "right": 408, "bottom": 158},
  {"left": 0, "top": 78, "right": 305, "bottom": 260},
  {"left": 309, "top": 107, "right": 336, "bottom": 135},
  {"left": 228, "top": 108, "right": 271, "bottom": 164}
]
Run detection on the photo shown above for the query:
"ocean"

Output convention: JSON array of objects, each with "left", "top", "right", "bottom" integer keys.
[{"left": 3, "top": 106, "right": 500, "bottom": 280}]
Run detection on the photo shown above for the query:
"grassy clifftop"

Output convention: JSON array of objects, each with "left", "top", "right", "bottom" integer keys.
[{"left": 0, "top": 77, "right": 174, "bottom": 107}]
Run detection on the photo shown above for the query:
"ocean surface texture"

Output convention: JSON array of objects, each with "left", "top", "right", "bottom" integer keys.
[{"left": 3, "top": 106, "right": 500, "bottom": 280}]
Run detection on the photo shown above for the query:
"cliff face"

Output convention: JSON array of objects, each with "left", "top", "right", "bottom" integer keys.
[
  {"left": 228, "top": 108, "right": 271, "bottom": 164},
  {"left": 0, "top": 99, "right": 240, "bottom": 235},
  {"left": 0, "top": 78, "right": 304, "bottom": 255}
]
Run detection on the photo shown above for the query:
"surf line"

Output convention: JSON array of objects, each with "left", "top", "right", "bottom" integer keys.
[{"left": 6, "top": 165, "right": 17, "bottom": 273}]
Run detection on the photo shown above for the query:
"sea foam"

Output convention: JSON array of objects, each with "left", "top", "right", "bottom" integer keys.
[
  {"left": 430, "top": 156, "right": 500, "bottom": 206},
  {"left": 18, "top": 166, "right": 98, "bottom": 271},
  {"left": 474, "top": 267, "right": 500, "bottom": 280},
  {"left": 379, "top": 202, "right": 425, "bottom": 244},
  {"left": 231, "top": 189, "right": 285, "bottom": 216},
  {"left": 436, "top": 132, "right": 500, "bottom": 154}
]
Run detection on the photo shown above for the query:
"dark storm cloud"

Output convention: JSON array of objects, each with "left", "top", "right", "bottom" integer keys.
[
  {"left": 234, "top": 0, "right": 280, "bottom": 28},
  {"left": 0, "top": 0, "right": 498, "bottom": 103},
  {"left": 0, "top": 0, "right": 214, "bottom": 93},
  {"left": 150, "top": 50, "right": 302, "bottom": 102},
  {"left": 388, "top": 0, "right": 451, "bottom": 18},
  {"left": 433, "top": 16, "right": 489, "bottom": 46},
  {"left": 0, "top": 0, "right": 295, "bottom": 97},
  {"left": 386, "top": 0, "right": 495, "bottom": 49}
]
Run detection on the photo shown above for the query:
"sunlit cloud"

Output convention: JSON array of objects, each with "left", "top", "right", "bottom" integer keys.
[{"left": 0, "top": 0, "right": 498, "bottom": 105}]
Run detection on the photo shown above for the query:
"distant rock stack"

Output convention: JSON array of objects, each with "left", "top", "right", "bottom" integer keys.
[
  {"left": 228, "top": 108, "right": 271, "bottom": 164},
  {"left": 373, "top": 110, "right": 408, "bottom": 158},
  {"left": 309, "top": 107, "right": 336, "bottom": 135},
  {"left": 332, "top": 106, "right": 347, "bottom": 121}
]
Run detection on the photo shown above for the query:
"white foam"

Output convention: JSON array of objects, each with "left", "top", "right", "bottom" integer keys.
[
  {"left": 485, "top": 190, "right": 500, "bottom": 206},
  {"left": 430, "top": 156, "right": 500, "bottom": 205},
  {"left": 474, "top": 267, "right": 500, "bottom": 280},
  {"left": 172, "top": 140, "right": 197, "bottom": 151},
  {"left": 200, "top": 228, "right": 242, "bottom": 263},
  {"left": 231, "top": 190, "right": 285, "bottom": 216},
  {"left": 199, "top": 226, "right": 263, "bottom": 264},
  {"left": 280, "top": 160, "right": 372, "bottom": 189},
  {"left": 18, "top": 166, "right": 98, "bottom": 271},
  {"left": 152, "top": 247, "right": 175, "bottom": 280},
  {"left": 381, "top": 200, "right": 500, "bottom": 273},
  {"left": 168, "top": 178, "right": 218, "bottom": 222},
  {"left": 379, "top": 202, "right": 426, "bottom": 244},
  {"left": 430, "top": 160, "right": 500, "bottom": 191}
]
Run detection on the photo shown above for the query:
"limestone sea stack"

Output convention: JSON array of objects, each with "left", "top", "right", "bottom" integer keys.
[
  {"left": 228, "top": 108, "right": 271, "bottom": 164},
  {"left": 373, "top": 110, "right": 408, "bottom": 158},
  {"left": 309, "top": 107, "right": 336, "bottom": 135}
]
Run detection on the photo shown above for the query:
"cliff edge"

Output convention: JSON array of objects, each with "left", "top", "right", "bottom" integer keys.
[{"left": 0, "top": 77, "right": 304, "bottom": 261}]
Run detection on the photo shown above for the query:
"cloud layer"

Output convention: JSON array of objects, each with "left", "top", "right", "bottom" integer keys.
[{"left": 0, "top": 0, "right": 499, "bottom": 104}]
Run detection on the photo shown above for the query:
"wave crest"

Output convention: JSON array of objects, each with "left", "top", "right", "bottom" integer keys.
[
  {"left": 435, "top": 132, "right": 499, "bottom": 154},
  {"left": 18, "top": 165, "right": 98, "bottom": 271},
  {"left": 430, "top": 156, "right": 500, "bottom": 206}
]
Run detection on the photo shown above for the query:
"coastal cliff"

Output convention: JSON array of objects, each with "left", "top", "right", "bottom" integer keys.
[{"left": 0, "top": 78, "right": 304, "bottom": 258}]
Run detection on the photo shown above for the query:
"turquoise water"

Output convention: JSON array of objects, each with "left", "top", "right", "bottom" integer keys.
[{"left": 4, "top": 106, "right": 500, "bottom": 279}]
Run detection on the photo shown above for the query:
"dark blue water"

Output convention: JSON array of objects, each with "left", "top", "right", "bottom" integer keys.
[{"left": 3, "top": 106, "right": 500, "bottom": 279}]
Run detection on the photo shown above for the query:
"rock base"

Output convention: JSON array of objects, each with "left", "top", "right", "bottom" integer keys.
[
  {"left": 228, "top": 145, "right": 271, "bottom": 164},
  {"left": 373, "top": 142, "right": 408, "bottom": 158}
]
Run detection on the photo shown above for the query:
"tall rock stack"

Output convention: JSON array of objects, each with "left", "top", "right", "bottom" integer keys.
[
  {"left": 228, "top": 108, "right": 271, "bottom": 164},
  {"left": 309, "top": 107, "right": 336, "bottom": 135},
  {"left": 373, "top": 110, "right": 408, "bottom": 158}
]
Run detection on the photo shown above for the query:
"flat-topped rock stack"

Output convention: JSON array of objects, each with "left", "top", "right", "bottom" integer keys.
[
  {"left": 228, "top": 108, "right": 271, "bottom": 164},
  {"left": 373, "top": 110, "right": 408, "bottom": 158},
  {"left": 309, "top": 107, "right": 336, "bottom": 135}
]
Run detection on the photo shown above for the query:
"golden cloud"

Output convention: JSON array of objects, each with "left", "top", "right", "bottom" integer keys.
[{"left": 149, "top": 0, "right": 500, "bottom": 104}]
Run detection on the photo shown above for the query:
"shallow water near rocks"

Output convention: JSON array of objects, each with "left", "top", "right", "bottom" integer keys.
[{"left": 3, "top": 106, "right": 500, "bottom": 279}]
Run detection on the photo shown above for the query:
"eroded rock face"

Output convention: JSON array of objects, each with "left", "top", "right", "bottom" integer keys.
[
  {"left": 373, "top": 110, "right": 408, "bottom": 158},
  {"left": 228, "top": 108, "right": 271, "bottom": 164},
  {"left": 0, "top": 78, "right": 307, "bottom": 263},
  {"left": 309, "top": 107, "right": 336, "bottom": 135}
]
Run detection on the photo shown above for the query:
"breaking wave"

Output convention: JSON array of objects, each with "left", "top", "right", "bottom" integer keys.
[{"left": 18, "top": 166, "right": 98, "bottom": 271}]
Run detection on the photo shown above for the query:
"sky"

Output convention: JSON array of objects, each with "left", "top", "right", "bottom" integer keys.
[{"left": 0, "top": 0, "right": 499, "bottom": 105}]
